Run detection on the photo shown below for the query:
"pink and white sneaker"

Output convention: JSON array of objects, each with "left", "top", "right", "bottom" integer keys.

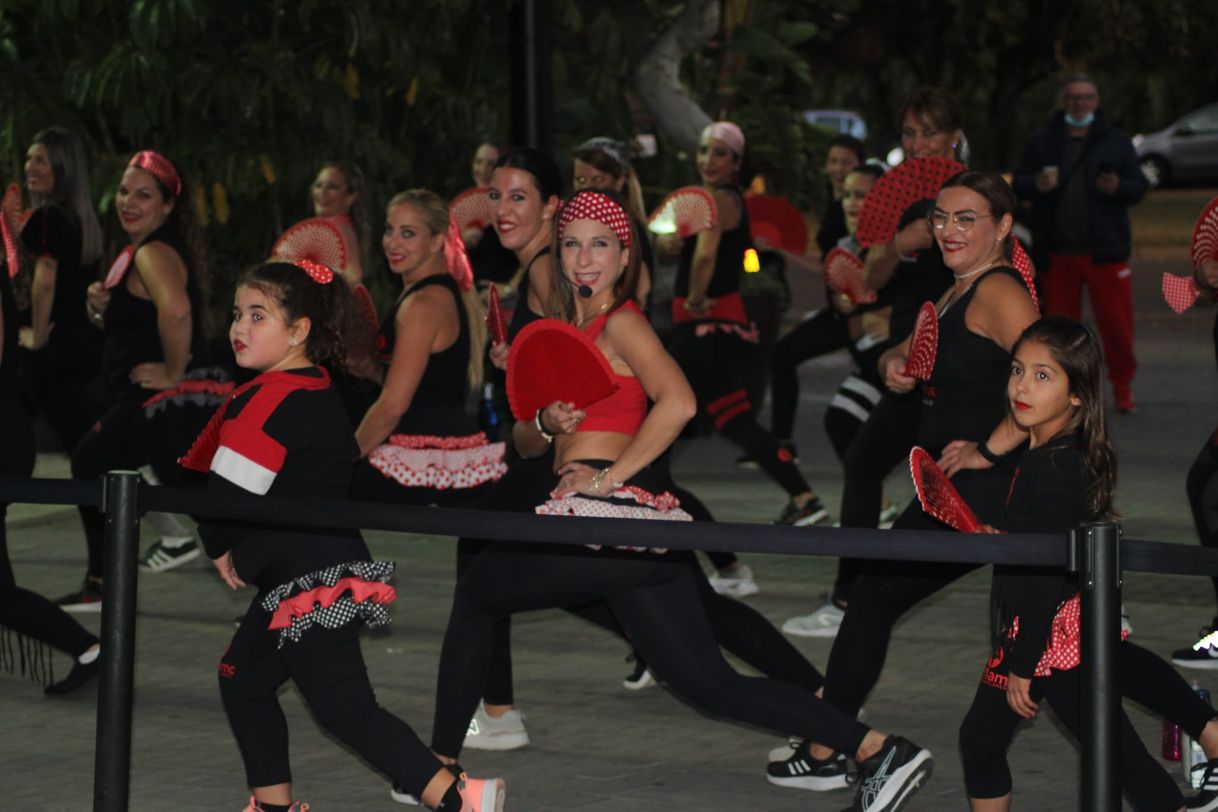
[{"left": 458, "top": 774, "right": 506, "bottom": 812}]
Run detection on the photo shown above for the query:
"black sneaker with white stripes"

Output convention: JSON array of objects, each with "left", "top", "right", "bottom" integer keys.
[
  {"left": 766, "top": 747, "right": 850, "bottom": 791},
  {"left": 1188, "top": 757, "right": 1218, "bottom": 811},
  {"left": 841, "top": 736, "right": 932, "bottom": 812}
]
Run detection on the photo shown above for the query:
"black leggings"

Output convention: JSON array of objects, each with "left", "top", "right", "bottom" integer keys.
[
  {"left": 1187, "top": 431, "right": 1218, "bottom": 607},
  {"left": 431, "top": 540, "right": 865, "bottom": 758},
  {"left": 0, "top": 392, "right": 97, "bottom": 665},
  {"left": 769, "top": 308, "right": 847, "bottom": 442},
  {"left": 960, "top": 642, "right": 1202, "bottom": 809},
  {"left": 823, "top": 462, "right": 1017, "bottom": 717},
  {"left": 220, "top": 602, "right": 443, "bottom": 796}
]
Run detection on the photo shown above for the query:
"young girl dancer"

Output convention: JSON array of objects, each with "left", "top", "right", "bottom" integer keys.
[
  {"left": 959, "top": 316, "right": 1218, "bottom": 811},
  {"left": 430, "top": 190, "right": 933, "bottom": 812},
  {"left": 185, "top": 260, "right": 503, "bottom": 812}
]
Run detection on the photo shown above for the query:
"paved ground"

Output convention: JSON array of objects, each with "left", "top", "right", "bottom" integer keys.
[{"left": 3, "top": 231, "right": 1217, "bottom": 810}]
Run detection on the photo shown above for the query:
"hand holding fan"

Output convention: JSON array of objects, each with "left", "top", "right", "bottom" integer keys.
[
  {"left": 903, "top": 301, "right": 939, "bottom": 380},
  {"left": 824, "top": 247, "right": 876, "bottom": 305},
  {"left": 1192, "top": 195, "right": 1218, "bottom": 269},
  {"left": 506, "top": 319, "right": 618, "bottom": 421},
  {"left": 273, "top": 217, "right": 348, "bottom": 271},
  {"left": 745, "top": 195, "right": 808, "bottom": 254},
  {"left": 648, "top": 186, "right": 717, "bottom": 238},
  {"left": 1163, "top": 272, "right": 1201, "bottom": 314},
  {"left": 1010, "top": 237, "right": 1038, "bottom": 308},
  {"left": 486, "top": 284, "right": 507, "bottom": 344},
  {"left": 856, "top": 157, "right": 965, "bottom": 249},
  {"left": 909, "top": 446, "right": 981, "bottom": 532},
  {"left": 451, "top": 187, "right": 495, "bottom": 232}
]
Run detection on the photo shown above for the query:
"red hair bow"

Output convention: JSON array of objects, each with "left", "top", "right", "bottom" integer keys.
[{"left": 292, "top": 259, "right": 335, "bottom": 284}]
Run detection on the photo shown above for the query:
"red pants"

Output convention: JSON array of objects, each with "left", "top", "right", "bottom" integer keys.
[{"left": 1041, "top": 253, "right": 1136, "bottom": 390}]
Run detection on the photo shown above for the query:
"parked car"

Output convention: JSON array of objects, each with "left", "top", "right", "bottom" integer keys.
[
  {"left": 1134, "top": 102, "right": 1218, "bottom": 188},
  {"left": 803, "top": 109, "right": 867, "bottom": 141}
]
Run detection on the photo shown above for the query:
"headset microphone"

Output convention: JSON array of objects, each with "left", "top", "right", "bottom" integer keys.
[{"left": 577, "top": 284, "right": 593, "bottom": 298}]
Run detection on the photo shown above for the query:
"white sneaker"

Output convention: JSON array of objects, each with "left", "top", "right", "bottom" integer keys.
[
  {"left": 1121, "top": 602, "right": 1133, "bottom": 637},
  {"left": 782, "top": 599, "right": 845, "bottom": 638},
  {"left": 707, "top": 564, "right": 760, "bottom": 598},
  {"left": 463, "top": 702, "right": 530, "bottom": 751},
  {"left": 878, "top": 503, "right": 901, "bottom": 528},
  {"left": 389, "top": 784, "right": 420, "bottom": 805}
]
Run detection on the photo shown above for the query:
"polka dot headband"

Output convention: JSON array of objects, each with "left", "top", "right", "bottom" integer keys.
[
  {"left": 558, "top": 191, "right": 631, "bottom": 249},
  {"left": 701, "top": 121, "right": 746, "bottom": 158},
  {"left": 128, "top": 150, "right": 182, "bottom": 198}
]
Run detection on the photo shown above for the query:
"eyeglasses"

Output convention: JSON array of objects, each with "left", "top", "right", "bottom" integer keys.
[{"left": 928, "top": 211, "right": 993, "bottom": 233}]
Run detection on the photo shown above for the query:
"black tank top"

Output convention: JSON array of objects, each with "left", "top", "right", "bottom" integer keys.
[
  {"left": 507, "top": 246, "right": 551, "bottom": 341},
  {"left": 377, "top": 273, "right": 472, "bottom": 435},
  {"left": 675, "top": 185, "right": 752, "bottom": 299},
  {"left": 0, "top": 264, "right": 17, "bottom": 387},
  {"left": 919, "top": 265, "right": 1026, "bottom": 452},
  {"left": 20, "top": 203, "right": 98, "bottom": 323},
  {"left": 101, "top": 223, "right": 209, "bottom": 392}
]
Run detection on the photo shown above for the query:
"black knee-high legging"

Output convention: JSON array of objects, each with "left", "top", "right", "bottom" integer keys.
[
  {"left": 769, "top": 308, "right": 848, "bottom": 442},
  {"left": 823, "top": 461, "right": 1017, "bottom": 718},
  {"left": 959, "top": 642, "right": 1204, "bottom": 808},
  {"left": 1187, "top": 431, "right": 1218, "bottom": 608},
  {"left": 0, "top": 392, "right": 97, "bottom": 661},
  {"left": 220, "top": 602, "right": 443, "bottom": 796},
  {"left": 430, "top": 541, "right": 865, "bottom": 759}
]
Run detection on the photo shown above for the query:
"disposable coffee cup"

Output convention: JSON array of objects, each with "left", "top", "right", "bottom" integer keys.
[{"left": 1042, "top": 165, "right": 1060, "bottom": 185}]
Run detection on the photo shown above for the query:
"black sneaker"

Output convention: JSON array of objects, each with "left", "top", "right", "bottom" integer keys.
[
  {"left": 389, "top": 784, "right": 420, "bottom": 805},
  {"left": 1188, "top": 757, "right": 1218, "bottom": 811},
  {"left": 842, "top": 736, "right": 932, "bottom": 811},
  {"left": 775, "top": 496, "right": 831, "bottom": 527},
  {"left": 766, "top": 747, "right": 850, "bottom": 791},
  {"left": 45, "top": 658, "right": 100, "bottom": 695},
  {"left": 56, "top": 580, "right": 103, "bottom": 613},
  {"left": 738, "top": 443, "right": 800, "bottom": 470},
  {"left": 622, "top": 653, "right": 655, "bottom": 690},
  {"left": 1174, "top": 625, "right": 1218, "bottom": 670}
]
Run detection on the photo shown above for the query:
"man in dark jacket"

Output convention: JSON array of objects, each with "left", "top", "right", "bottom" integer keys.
[{"left": 1013, "top": 74, "right": 1147, "bottom": 412}]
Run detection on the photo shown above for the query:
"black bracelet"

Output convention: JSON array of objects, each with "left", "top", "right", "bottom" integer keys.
[{"left": 977, "top": 441, "right": 1002, "bottom": 464}]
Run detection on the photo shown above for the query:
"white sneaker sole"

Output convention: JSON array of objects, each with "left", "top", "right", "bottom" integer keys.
[
  {"left": 140, "top": 545, "right": 201, "bottom": 573},
  {"left": 463, "top": 731, "right": 530, "bottom": 751},
  {"left": 476, "top": 778, "right": 506, "bottom": 812},
  {"left": 623, "top": 669, "right": 656, "bottom": 690},
  {"left": 781, "top": 618, "right": 841, "bottom": 638},
  {"left": 1172, "top": 656, "right": 1218, "bottom": 670},
  {"left": 791, "top": 508, "right": 830, "bottom": 527},
  {"left": 389, "top": 787, "right": 420, "bottom": 805},
  {"left": 765, "top": 769, "right": 849, "bottom": 791},
  {"left": 61, "top": 602, "right": 103, "bottom": 614}
]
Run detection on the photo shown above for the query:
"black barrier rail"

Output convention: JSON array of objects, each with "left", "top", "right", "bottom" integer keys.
[{"left": 5, "top": 476, "right": 1218, "bottom": 812}]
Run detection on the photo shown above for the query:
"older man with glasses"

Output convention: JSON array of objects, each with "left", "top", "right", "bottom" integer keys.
[{"left": 1013, "top": 73, "right": 1147, "bottom": 413}]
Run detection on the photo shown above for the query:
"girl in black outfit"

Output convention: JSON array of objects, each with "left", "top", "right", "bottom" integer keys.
[
  {"left": 351, "top": 189, "right": 503, "bottom": 506},
  {"left": 0, "top": 215, "right": 100, "bottom": 695},
  {"left": 431, "top": 190, "right": 933, "bottom": 812},
  {"left": 959, "top": 317, "right": 1218, "bottom": 812},
  {"left": 18, "top": 126, "right": 106, "bottom": 451},
  {"left": 195, "top": 260, "right": 503, "bottom": 812}
]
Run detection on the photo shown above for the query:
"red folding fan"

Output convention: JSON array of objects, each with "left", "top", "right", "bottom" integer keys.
[
  {"left": 1193, "top": 195, "right": 1218, "bottom": 269},
  {"left": 1010, "top": 237, "right": 1038, "bottom": 308},
  {"left": 486, "top": 284, "right": 507, "bottom": 344},
  {"left": 824, "top": 247, "right": 876, "bottom": 305},
  {"left": 903, "top": 301, "right": 939, "bottom": 380},
  {"left": 648, "top": 186, "right": 717, "bottom": 238},
  {"left": 103, "top": 245, "right": 135, "bottom": 289},
  {"left": 272, "top": 217, "right": 348, "bottom": 271},
  {"left": 1163, "top": 272, "right": 1201, "bottom": 314},
  {"left": 856, "top": 156, "right": 965, "bottom": 249},
  {"left": 351, "top": 283, "right": 379, "bottom": 333},
  {"left": 909, "top": 446, "right": 981, "bottom": 532},
  {"left": 745, "top": 194, "right": 808, "bottom": 254},
  {"left": 451, "top": 187, "right": 495, "bottom": 232},
  {"left": 2, "top": 183, "right": 29, "bottom": 229},
  {"left": 506, "top": 319, "right": 618, "bottom": 421}
]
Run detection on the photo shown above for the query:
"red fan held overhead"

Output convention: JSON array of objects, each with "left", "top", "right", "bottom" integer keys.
[
  {"left": 273, "top": 217, "right": 348, "bottom": 271},
  {"left": 903, "top": 301, "right": 939, "bottom": 380},
  {"left": 1010, "top": 237, "right": 1038, "bottom": 308},
  {"left": 486, "top": 284, "right": 507, "bottom": 344},
  {"left": 745, "top": 195, "right": 808, "bottom": 255},
  {"left": 506, "top": 319, "right": 618, "bottom": 421},
  {"left": 824, "top": 247, "right": 876, "bottom": 305},
  {"left": 451, "top": 187, "right": 495, "bottom": 232},
  {"left": 909, "top": 446, "right": 981, "bottom": 532},
  {"left": 648, "top": 186, "right": 717, "bottom": 238},
  {"left": 1192, "top": 195, "right": 1218, "bottom": 270},
  {"left": 856, "top": 156, "right": 965, "bottom": 249}
]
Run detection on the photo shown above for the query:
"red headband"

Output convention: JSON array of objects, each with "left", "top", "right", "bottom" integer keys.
[
  {"left": 558, "top": 191, "right": 631, "bottom": 249},
  {"left": 128, "top": 150, "right": 182, "bottom": 198},
  {"left": 291, "top": 259, "right": 334, "bottom": 284},
  {"left": 445, "top": 218, "right": 474, "bottom": 292}
]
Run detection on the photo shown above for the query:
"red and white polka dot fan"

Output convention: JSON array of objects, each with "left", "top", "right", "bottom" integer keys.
[
  {"left": 909, "top": 446, "right": 982, "bottom": 532},
  {"left": 506, "top": 319, "right": 618, "bottom": 421},
  {"left": 1162, "top": 195, "right": 1218, "bottom": 314},
  {"left": 272, "top": 217, "right": 348, "bottom": 272},
  {"left": 1009, "top": 238, "right": 1038, "bottom": 309},
  {"left": 648, "top": 186, "right": 717, "bottom": 238},
  {"left": 856, "top": 157, "right": 965, "bottom": 249},
  {"left": 824, "top": 247, "right": 876, "bottom": 305},
  {"left": 450, "top": 187, "right": 494, "bottom": 232},
  {"left": 903, "top": 301, "right": 939, "bottom": 381}
]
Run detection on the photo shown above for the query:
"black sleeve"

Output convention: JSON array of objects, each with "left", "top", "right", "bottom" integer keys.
[
  {"left": 199, "top": 470, "right": 252, "bottom": 559},
  {"left": 1002, "top": 449, "right": 1087, "bottom": 677},
  {"left": 20, "top": 205, "right": 78, "bottom": 264}
]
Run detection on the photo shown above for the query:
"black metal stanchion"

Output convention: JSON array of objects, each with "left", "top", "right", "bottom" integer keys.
[
  {"left": 1076, "top": 521, "right": 1122, "bottom": 811},
  {"left": 509, "top": 0, "right": 553, "bottom": 155},
  {"left": 93, "top": 470, "right": 141, "bottom": 812}
]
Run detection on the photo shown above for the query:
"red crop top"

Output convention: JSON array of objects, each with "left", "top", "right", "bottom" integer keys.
[{"left": 577, "top": 300, "right": 647, "bottom": 435}]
